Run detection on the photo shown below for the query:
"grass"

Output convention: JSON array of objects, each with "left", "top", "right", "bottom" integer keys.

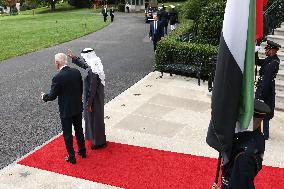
[{"left": 0, "top": 3, "right": 108, "bottom": 61}]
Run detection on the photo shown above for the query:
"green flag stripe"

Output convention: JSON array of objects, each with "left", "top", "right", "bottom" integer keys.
[{"left": 238, "top": 0, "right": 255, "bottom": 129}]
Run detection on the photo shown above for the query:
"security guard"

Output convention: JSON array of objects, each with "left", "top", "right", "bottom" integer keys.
[
  {"left": 220, "top": 99, "right": 271, "bottom": 189},
  {"left": 255, "top": 40, "right": 281, "bottom": 140}
]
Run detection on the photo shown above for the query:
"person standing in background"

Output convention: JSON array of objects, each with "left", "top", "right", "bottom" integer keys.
[
  {"left": 110, "top": 7, "right": 114, "bottom": 22},
  {"left": 101, "top": 5, "right": 108, "bottom": 22},
  {"left": 149, "top": 13, "right": 164, "bottom": 51},
  {"left": 169, "top": 5, "right": 178, "bottom": 31},
  {"left": 126, "top": 2, "right": 130, "bottom": 13}
]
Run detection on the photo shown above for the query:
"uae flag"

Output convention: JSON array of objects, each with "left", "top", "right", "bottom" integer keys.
[
  {"left": 256, "top": 0, "right": 267, "bottom": 42},
  {"left": 206, "top": 0, "right": 255, "bottom": 152}
]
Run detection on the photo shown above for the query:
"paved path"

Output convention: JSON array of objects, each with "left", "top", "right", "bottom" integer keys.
[{"left": 0, "top": 12, "right": 154, "bottom": 169}]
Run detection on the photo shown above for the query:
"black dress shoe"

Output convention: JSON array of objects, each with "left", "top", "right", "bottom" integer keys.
[
  {"left": 78, "top": 151, "right": 87, "bottom": 158},
  {"left": 65, "top": 156, "right": 76, "bottom": 164},
  {"left": 91, "top": 143, "right": 107, "bottom": 150}
]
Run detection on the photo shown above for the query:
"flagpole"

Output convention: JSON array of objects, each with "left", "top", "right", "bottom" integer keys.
[{"left": 212, "top": 153, "right": 222, "bottom": 189}]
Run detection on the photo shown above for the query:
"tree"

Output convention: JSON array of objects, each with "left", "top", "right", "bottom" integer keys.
[
  {"left": 4, "top": 0, "right": 17, "bottom": 7},
  {"left": 41, "top": 0, "right": 59, "bottom": 11},
  {"left": 4, "top": 0, "right": 18, "bottom": 14},
  {"left": 68, "top": 0, "right": 93, "bottom": 8},
  {"left": 25, "top": 0, "right": 39, "bottom": 9}
]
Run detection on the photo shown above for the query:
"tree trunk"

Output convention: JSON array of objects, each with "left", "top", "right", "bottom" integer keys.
[{"left": 50, "top": 1, "right": 55, "bottom": 11}]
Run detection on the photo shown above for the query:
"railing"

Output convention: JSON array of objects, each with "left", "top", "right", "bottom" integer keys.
[
  {"left": 176, "top": 33, "right": 195, "bottom": 42},
  {"left": 263, "top": 0, "right": 284, "bottom": 37}
]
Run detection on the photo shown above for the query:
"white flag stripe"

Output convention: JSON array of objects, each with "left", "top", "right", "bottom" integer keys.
[{"left": 222, "top": 0, "right": 250, "bottom": 72}]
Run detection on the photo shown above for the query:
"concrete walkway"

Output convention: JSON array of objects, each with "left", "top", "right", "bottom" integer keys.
[{"left": 0, "top": 72, "right": 283, "bottom": 188}]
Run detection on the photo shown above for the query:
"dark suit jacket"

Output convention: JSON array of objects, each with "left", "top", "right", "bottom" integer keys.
[
  {"left": 255, "top": 55, "right": 280, "bottom": 118},
  {"left": 101, "top": 8, "right": 108, "bottom": 16},
  {"left": 149, "top": 20, "right": 164, "bottom": 42},
  {"left": 43, "top": 66, "right": 83, "bottom": 118}
]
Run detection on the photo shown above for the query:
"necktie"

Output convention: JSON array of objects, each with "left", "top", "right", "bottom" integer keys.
[{"left": 154, "top": 21, "right": 157, "bottom": 34}]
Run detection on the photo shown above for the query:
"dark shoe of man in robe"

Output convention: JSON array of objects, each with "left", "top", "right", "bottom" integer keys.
[
  {"left": 65, "top": 156, "right": 76, "bottom": 164},
  {"left": 78, "top": 151, "right": 87, "bottom": 158},
  {"left": 91, "top": 143, "right": 107, "bottom": 150}
]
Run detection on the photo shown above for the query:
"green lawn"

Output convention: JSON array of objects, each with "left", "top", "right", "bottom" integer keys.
[{"left": 0, "top": 4, "right": 108, "bottom": 61}]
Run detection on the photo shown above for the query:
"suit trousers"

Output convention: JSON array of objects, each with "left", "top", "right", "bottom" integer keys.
[
  {"left": 153, "top": 39, "right": 158, "bottom": 51},
  {"left": 60, "top": 113, "right": 86, "bottom": 157}
]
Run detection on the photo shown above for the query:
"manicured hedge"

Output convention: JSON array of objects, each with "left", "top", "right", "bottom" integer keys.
[
  {"left": 155, "top": 21, "right": 218, "bottom": 80},
  {"left": 194, "top": 1, "right": 226, "bottom": 46},
  {"left": 179, "top": 0, "right": 212, "bottom": 21}
]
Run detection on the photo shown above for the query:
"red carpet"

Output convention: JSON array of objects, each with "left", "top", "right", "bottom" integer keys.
[{"left": 19, "top": 135, "right": 284, "bottom": 189}]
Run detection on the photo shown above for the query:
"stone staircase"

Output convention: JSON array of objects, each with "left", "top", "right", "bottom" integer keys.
[{"left": 259, "top": 23, "right": 284, "bottom": 111}]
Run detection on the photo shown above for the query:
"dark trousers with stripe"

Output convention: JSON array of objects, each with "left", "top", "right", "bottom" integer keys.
[
  {"left": 60, "top": 113, "right": 86, "bottom": 157},
  {"left": 263, "top": 117, "right": 270, "bottom": 139},
  {"left": 103, "top": 15, "right": 107, "bottom": 22},
  {"left": 221, "top": 130, "right": 264, "bottom": 189},
  {"left": 223, "top": 154, "right": 257, "bottom": 189}
]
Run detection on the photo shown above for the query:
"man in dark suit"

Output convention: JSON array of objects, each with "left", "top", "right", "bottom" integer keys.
[
  {"left": 41, "top": 53, "right": 86, "bottom": 164},
  {"left": 110, "top": 7, "right": 114, "bottom": 22},
  {"left": 158, "top": 5, "right": 169, "bottom": 35},
  {"left": 101, "top": 5, "right": 108, "bottom": 22},
  {"left": 149, "top": 13, "right": 164, "bottom": 51}
]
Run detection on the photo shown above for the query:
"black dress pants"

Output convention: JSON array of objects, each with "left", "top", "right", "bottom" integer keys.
[{"left": 61, "top": 113, "right": 86, "bottom": 157}]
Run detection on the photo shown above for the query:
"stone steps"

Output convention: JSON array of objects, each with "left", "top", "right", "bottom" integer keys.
[
  {"left": 276, "top": 79, "right": 284, "bottom": 91},
  {"left": 274, "top": 27, "right": 284, "bottom": 36},
  {"left": 276, "top": 69, "right": 284, "bottom": 110},
  {"left": 275, "top": 101, "right": 284, "bottom": 111},
  {"left": 267, "top": 35, "right": 284, "bottom": 46},
  {"left": 277, "top": 70, "right": 284, "bottom": 81},
  {"left": 276, "top": 92, "right": 284, "bottom": 104},
  {"left": 259, "top": 26, "right": 284, "bottom": 111}
]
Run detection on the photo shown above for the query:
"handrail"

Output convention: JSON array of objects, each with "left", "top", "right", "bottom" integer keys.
[
  {"left": 263, "top": 0, "right": 284, "bottom": 37},
  {"left": 264, "top": 0, "right": 282, "bottom": 15}
]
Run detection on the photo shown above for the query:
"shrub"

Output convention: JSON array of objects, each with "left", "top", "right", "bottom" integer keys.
[
  {"left": 194, "top": 1, "right": 226, "bottom": 46},
  {"left": 10, "top": 6, "right": 18, "bottom": 15},
  {"left": 117, "top": 4, "right": 125, "bottom": 12},
  {"left": 157, "top": 0, "right": 186, "bottom": 3},
  {"left": 155, "top": 21, "right": 218, "bottom": 79},
  {"left": 179, "top": 0, "right": 211, "bottom": 21},
  {"left": 68, "top": 0, "right": 92, "bottom": 8}
]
